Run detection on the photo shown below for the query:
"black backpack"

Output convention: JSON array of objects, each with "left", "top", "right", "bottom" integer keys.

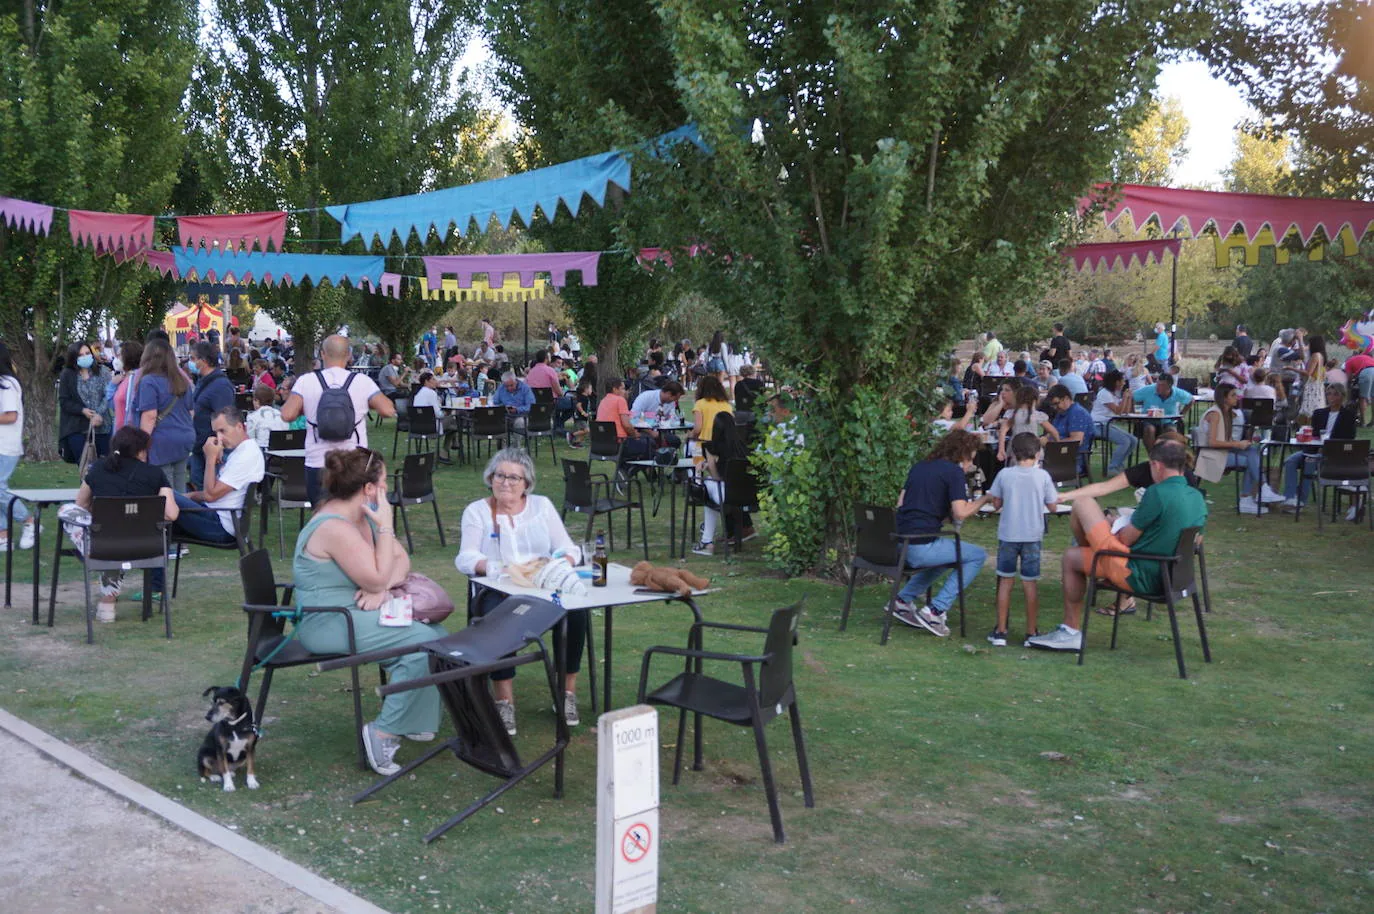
[{"left": 311, "top": 370, "right": 358, "bottom": 442}]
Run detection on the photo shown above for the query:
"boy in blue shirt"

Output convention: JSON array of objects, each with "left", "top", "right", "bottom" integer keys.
[
  {"left": 985, "top": 433, "right": 1061, "bottom": 646},
  {"left": 1131, "top": 374, "right": 1193, "bottom": 450}
]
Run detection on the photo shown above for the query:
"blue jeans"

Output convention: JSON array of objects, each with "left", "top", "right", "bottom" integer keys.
[
  {"left": 0, "top": 453, "right": 29, "bottom": 525},
  {"left": 171, "top": 491, "right": 238, "bottom": 544},
  {"left": 897, "top": 536, "right": 987, "bottom": 613},
  {"left": 1227, "top": 445, "right": 1261, "bottom": 496},
  {"left": 1095, "top": 421, "right": 1137, "bottom": 475},
  {"left": 996, "top": 540, "right": 1042, "bottom": 580},
  {"left": 189, "top": 450, "right": 206, "bottom": 492},
  {"left": 1282, "top": 450, "right": 1318, "bottom": 502}
]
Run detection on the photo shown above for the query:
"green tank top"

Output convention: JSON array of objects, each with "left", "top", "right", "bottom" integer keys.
[{"left": 292, "top": 512, "right": 361, "bottom": 611}]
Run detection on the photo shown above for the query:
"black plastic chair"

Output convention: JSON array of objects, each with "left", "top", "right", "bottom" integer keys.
[
  {"left": 1079, "top": 526, "right": 1212, "bottom": 679},
  {"left": 1042, "top": 440, "right": 1082, "bottom": 488},
  {"left": 588, "top": 420, "right": 622, "bottom": 474},
  {"left": 267, "top": 428, "right": 306, "bottom": 451},
  {"left": 389, "top": 452, "right": 446, "bottom": 552},
  {"left": 170, "top": 481, "right": 259, "bottom": 597},
  {"left": 51, "top": 496, "right": 170, "bottom": 643},
  {"left": 234, "top": 390, "right": 255, "bottom": 412},
  {"left": 237, "top": 549, "right": 369, "bottom": 769},
  {"left": 397, "top": 403, "right": 444, "bottom": 459},
  {"left": 1178, "top": 377, "right": 1199, "bottom": 394},
  {"left": 1240, "top": 397, "right": 1275, "bottom": 439},
  {"left": 467, "top": 406, "right": 509, "bottom": 467},
  {"left": 1310, "top": 439, "right": 1371, "bottom": 530},
  {"left": 270, "top": 456, "right": 312, "bottom": 558},
  {"left": 531, "top": 386, "right": 555, "bottom": 405},
  {"left": 509, "top": 402, "right": 559, "bottom": 462},
  {"left": 560, "top": 459, "right": 648, "bottom": 558},
  {"left": 638, "top": 600, "right": 815, "bottom": 844}
]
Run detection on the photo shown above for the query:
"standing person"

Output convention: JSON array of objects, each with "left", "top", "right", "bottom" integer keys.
[
  {"left": 706, "top": 330, "right": 730, "bottom": 379},
  {"left": 547, "top": 320, "right": 559, "bottom": 346},
  {"left": 293, "top": 448, "right": 447, "bottom": 775},
  {"left": 1297, "top": 334, "right": 1328, "bottom": 420},
  {"left": 567, "top": 379, "right": 594, "bottom": 447},
  {"left": 132, "top": 339, "right": 195, "bottom": 493},
  {"left": 421, "top": 326, "right": 438, "bottom": 368},
  {"left": 443, "top": 325, "right": 457, "bottom": 353},
  {"left": 1214, "top": 345, "right": 1248, "bottom": 389},
  {"left": 567, "top": 331, "right": 581, "bottom": 363},
  {"left": 0, "top": 342, "right": 37, "bottom": 551},
  {"left": 1232, "top": 324, "right": 1254, "bottom": 359},
  {"left": 1090, "top": 370, "right": 1137, "bottom": 476},
  {"left": 889, "top": 429, "right": 989, "bottom": 637},
  {"left": 688, "top": 375, "right": 733, "bottom": 461},
  {"left": 279, "top": 335, "right": 396, "bottom": 505},
  {"left": 997, "top": 384, "right": 1058, "bottom": 463},
  {"left": 982, "top": 331, "right": 1004, "bottom": 361},
  {"left": 1048, "top": 323, "right": 1072, "bottom": 366},
  {"left": 59, "top": 341, "right": 114, "bottom": 463},
  {"left": 1153, "top": 322, "right": 1170, "bottom": 368},
  {"left": 1346, "top": 349, "right": 1374, "bottom": 426},
  {"left": 188, "top": 341, "right": 235, "bottom": 491},
  {"left": 108, "top": 341, "right": 144, "bottom": 429},
  {"left": 691, "top": 411, "right": 753, "bottom": 556},
  {"left": 480, "top": 317, "right": 496, "bottom": 350},
  {"left": 985, "top": 433, "right": 1061, "bottom": 647}
]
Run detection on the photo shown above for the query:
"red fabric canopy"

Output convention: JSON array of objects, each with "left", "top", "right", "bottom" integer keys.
[
  {"left": 1085, "top": 183, "right": 1374, "bottom": 246},
  {"left": 177, "top": 212, "right": 286, "bottom": 252},
  {"left": 1063, "top": 238, "right": 1180, "bottom": 273}
]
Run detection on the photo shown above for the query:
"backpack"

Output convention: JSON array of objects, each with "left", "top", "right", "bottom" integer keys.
[{"left": 311, "top": 370, "right": 358, "bottom": 442}]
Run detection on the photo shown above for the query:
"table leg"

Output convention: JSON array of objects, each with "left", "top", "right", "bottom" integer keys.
[
  {"left": 669, "top": 474, "right": 677, "bottom": 559},
  {"left": 5, "top": 497, "right": 15, "bottom": 607},
  {"left": 602, "top": 605, "right": 614, "bottom": 713},
  {"left": 30, "top": 504, "right": 42, "bottom": 625}
]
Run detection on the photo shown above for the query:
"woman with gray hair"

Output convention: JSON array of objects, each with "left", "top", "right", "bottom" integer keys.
[{"left": 454, "top": 447, "right": 585, "bottom": 735}]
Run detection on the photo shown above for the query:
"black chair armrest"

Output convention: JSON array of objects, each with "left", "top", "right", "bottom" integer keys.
[
  {"left": 242, "top": 601, "right": 288, "bottom": 615},
  {"left": 691, "top": 620, "right": 770, "bottom": 635},
  {"left": 642, "top": 644, "right": 771, "bottom": 664}
]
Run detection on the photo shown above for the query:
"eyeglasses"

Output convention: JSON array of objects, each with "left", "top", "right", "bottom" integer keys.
[{"left": 491, "top": 472, "right": 525, "bottom": 485}]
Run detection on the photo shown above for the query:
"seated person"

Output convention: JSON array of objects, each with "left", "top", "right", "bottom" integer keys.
[
  {"left": 491, "top": 371, "right": 534, "bottom": 430},
  {"left": 1047, "top": 384, "right": 1095, "bottom": 474},
  {"left": 1028, "top": 440, "right": 1207, "bottom": 651},
  {"left": 173, "top": 406, "right": 265, "bottom": 545},
  {"left": 1131, "top": 374, "right": 1193, "bottom": 450},
  {"left": 630, "top": 379, "right": 685, "bottom": 446},
  {"left": 245, "top": 383, "right": 288, "bottom": 447},
  {"left": 595, "top": 378, "right": 653, "bottom": 461},
  {"left": 1090, "top": 370, "right": 1137, "bottom": 476},
  {"left": 454, "top": 448, "right": 585, "bottom": 734},
  {"left": 293, "top": 448, "right": 447, "bottom": 776},
  {"left": 1281, "top": 382, "right": 1358, "bottom": 509},
  {"left": 734, "top": 364, "right": 767, "bottom": 412}
]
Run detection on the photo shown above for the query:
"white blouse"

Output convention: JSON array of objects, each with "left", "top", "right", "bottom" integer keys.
[{"left": 454, "top": 494, "right": 582, "bottom": 576}]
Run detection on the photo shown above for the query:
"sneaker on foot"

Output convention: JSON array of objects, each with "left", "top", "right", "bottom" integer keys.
[
  {"left": 1347, "top": 505, "right": 1361, "bottom": 523},
  {"left": 1026, "top": 624, "right": 1082, "bottom": 651},
  {"left": 1022, "top": 630, "right": 1044, "bottom": 648},
  {"left": 1281, "top": 496, "right": 1301, "bottom": 510},
  {"left": 740, "top": 526, "right": 759, "bottom": 542},
  {"left": 987, "top": 629, "right": 1008, "bottom": 647},
  {"left": 1237, "top": 496, "right": 1268, "bottom": 515},
  {"left": 913, "top": 605, "right": 951, "bottom": 637},
  {"left": 1259, "top": 484, "right": 1286, "bottom": 504},
  {"left": 691, "top": 541, "right": 714, "bottom": 556},
  {"left": 18, "top": 523, "right": 38, "bottom": 550},
  {"left": 563, "top": 691, "right": 580, "bottom": 727},
  {"left": 495, "top": 699, "right": 517, "bottom": 737},
  {"left": 95, "top": 600, "right": 116, "bottom": 623},
  {"left": 404, "top": 731, "right": 436, "bottom": 742},
  {"left": 362, "top": 722, "right": 402, "bottom": 776}
]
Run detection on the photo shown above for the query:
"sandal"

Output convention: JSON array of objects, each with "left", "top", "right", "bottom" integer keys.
[{"left": 1094, "top": 600, "right": 1137, "bottom": 617}]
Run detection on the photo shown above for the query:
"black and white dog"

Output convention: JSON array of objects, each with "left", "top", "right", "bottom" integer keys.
[{"left": 196, "top": 686, "right": 259, "bottom": 792}]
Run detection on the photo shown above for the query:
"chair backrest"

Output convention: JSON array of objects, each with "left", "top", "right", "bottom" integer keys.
[
  {"left": 1042, "top": 440, "right": 1080, "bottom": 485},
  {"left": 470, "top": 406, "right": 507, "bottom": 437},
  {"left": 409, "top": 404, "right": 439, "bottom": 435},
  {"left": 1073, "top": 392, "right": 1093, "bottom": 410},
  {"left": 268, "top": 428, "right": 306, "bottom": 451},
  {"left": 280, "top": 456, "right": 311, "bottom": 502},
  {"left": 759, "top": 601, "right": 803, "bottom": 710},
  {"left": 722, "top": 456, "right": 760, "bottom": 509},
  {"left": 88, "top": 496, "right": 166, "bottom": 562},
  {"left": 561, "top": 459, "right": 596, "bottom": 508},
  {"left": 589, "top": 421, "right": 621, "bottom": 458},
  {"left": 234, "top": 391, "right": 255, "bottom": 412},
  {"left": 239, "top": 549, "right": 287, "bottom": 641},
  {"left": 978, "top": 376, "right": 1001, "bottom": 398},
  {"left": 400, "top": 451, "right": 437, "bottom": 499},
  {"left": 1163, "top": 526, "right": 1202, "bottom": 597},
  {"left": 233, "top": 481, "right": 259, "bottom": 548},
  {"left": 1241, "top": 397, "right": 1275, "bottom": 429},
  {"left": 531, "top": 386, "right": 555, "bottom": 405},
  {"left": 1178, "top": 377, "right": 1199, "bottom": 394},
  {"left": 526, "top": 402, "right": 555, "bottom": 432},
  {"left": 393, "top": 397, "right": 412, "bottom": 431},
  {"left": 1319, "top": 438, "right": 1370, "bottom": 481},
  {"left": 851, "top": 504, "right": 899, "bottom": 566}
]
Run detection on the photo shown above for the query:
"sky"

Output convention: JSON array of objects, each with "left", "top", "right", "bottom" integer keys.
[{"left": 1153, "top": 58, "right": 1258, "bottom": 188}]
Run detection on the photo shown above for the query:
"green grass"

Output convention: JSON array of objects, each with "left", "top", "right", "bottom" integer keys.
[{"left": 1, "top": 426, "right": 1371, "bottom": 913}]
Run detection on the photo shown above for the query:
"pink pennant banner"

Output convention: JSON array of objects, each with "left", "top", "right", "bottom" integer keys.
[
  {"left": 360, "top": 272, "right": 405, "bottom": 298},
  {"left": 68, "top": 210, "right": 155, "bottom": 253},
  {"left": 1084, "top": 183, "right": 1374, "bottom": 246},
  {"left": 422, "top": 252, "right": 600, "bottom": 292},
  {"left": 1063, "top": 238, "right": 1181, "bottom": 273},
  {"left": 110, "top": 246, "right": 180, "bottom": 279},
  {"left": 0, "top": 196, "right": 54, "bottom": 235},
  {"left": 177, "top": 211, "right": 287, "bottom": 252}
]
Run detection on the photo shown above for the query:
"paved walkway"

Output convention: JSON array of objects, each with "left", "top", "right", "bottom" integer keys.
[{"left": 0, "top": 709, "right": 388, "bottom": 914}]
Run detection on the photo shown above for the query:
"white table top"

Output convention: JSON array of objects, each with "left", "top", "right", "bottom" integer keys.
[
  {"left": 266, "top": 449, "right": 307, "bottom": 458},
  {"left": 10, "top": 488, "right": 81, "bottom": 502},
  {"left": 469, "top": 561, "right": 710, "bottom": 611},
  {"left": 628, "top": 458, "right": 697, "bottom": 470},
  {"left": 978, "top": 502, "right": 1073, "bottom": 516}
]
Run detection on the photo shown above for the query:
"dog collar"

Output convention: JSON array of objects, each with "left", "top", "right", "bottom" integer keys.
[{"left": 228, "top": 711, "right": 250, "bottom": 726}]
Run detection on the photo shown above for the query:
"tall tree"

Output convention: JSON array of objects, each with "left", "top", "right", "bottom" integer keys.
[
  {"left": 1224, "top": 124, "right": 1292, "bottom": 194},
  {"left": 0, "top": 0, "right": 196, "bottom": 458},
  {"left": 195, "top": 0, "right": 483, "bottom": 371},
  {"left": 491, "top": 0, "right": 1222, "bottom": 571},
  {"left": 1115, "top": 96, "right": 1192, "bottom": 186}
]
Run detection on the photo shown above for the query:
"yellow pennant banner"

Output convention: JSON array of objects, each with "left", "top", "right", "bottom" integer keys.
[{"left": 1213, "top": 225, "right": 1359, "bottom": 266}]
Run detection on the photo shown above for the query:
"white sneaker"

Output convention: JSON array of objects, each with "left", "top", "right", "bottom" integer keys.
[
  {"left": 18, "top": 523, "right": 38, "bottom": 550},
  {"left": 1026, "top": 624, "right": 1082, "bottom": 651},
  {"left": 1237, "top": 496, "right": 1268, "bottom": 515},
  {"left": 563, "top": 691, "right": 580, "bottom": 727},
  {"left": 1281, "top": 497, "right": 1301, "bottom": 510},
  {"left": 95, "top": 600, "right": 116, "bottom": 623},
  {"left": 1259, "top": 484, "right": 1286, "bottom": 504},
  {"left": 361, "top": 723, "right": 401, "bottom": 777},
  {"left": 495, "top": 699, "right": 517, "bottom": 737},
  {"left": 913, "top": 605, "right": 951, "bottom": 637},
  {"left": 1347, "top": 505, "right": 1361, "bottom": 523}
]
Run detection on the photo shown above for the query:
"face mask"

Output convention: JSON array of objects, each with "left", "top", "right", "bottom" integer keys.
[
  {"left": 188, "top": 361, "right": 200, "bottom": 375},
  {"left": 77, "top": 354, "right": 94, "bottom": 369}
]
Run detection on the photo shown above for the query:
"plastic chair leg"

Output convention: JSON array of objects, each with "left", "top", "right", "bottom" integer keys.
[
  {"left": 1079, "top": 578, "right": 1097, "bottom": 666},
  {"left": 750, "top": 710, "right": 785, "bottom": 843},
  {"left": 789, "top": 700, "right": 815, "bottom": 809},
  {"left": 839, "top": 565, "right": 858, "bottom": 631}
]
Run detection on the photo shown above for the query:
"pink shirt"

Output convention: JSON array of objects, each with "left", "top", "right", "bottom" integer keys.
[
  {"left": 290, "top": 367, "right": 381, "bottom": 468},
  {"left": 524, "top": 362, "right": 562, "bottom": 393}
]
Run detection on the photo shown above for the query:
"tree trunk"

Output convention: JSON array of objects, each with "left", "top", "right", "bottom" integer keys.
[
  {"left": 597, "top": 327, "right": 621, "bottom": 396},
  {"left": 21, "top": 301, "right": 59, "bottom": 462}
]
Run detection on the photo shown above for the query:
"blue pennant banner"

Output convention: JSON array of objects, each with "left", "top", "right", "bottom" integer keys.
[{"left": 173, "top": 249, "right": 385, "bottom": 288}]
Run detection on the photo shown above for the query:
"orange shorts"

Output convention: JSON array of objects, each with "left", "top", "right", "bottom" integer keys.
[{"left": 1084, "top": 519, "right": 1133, "bottom": 591}]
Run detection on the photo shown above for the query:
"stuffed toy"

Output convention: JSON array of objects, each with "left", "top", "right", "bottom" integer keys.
[{"left": 629, "top": 561, "right": 711, "bottom": 596}]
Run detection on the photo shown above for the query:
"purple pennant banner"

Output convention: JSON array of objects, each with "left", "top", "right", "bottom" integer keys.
[
  {"left": 0, "top": 196, "right": 54, "bottom": 235},
  {"left": 422, "top": 252, "right": 600, "bottom": 292}
]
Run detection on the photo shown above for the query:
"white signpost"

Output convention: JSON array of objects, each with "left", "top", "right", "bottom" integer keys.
[{"left": 595, "top": 705, "right": 660, "bottom": 914}]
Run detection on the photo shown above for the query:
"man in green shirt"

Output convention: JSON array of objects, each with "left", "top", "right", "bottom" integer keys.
[{"left": 1028, "top": 440, "right": 1207, "bottom": 651}]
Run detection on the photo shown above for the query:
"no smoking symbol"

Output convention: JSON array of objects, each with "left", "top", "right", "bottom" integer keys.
[{"left": 621, "top": 821, "right": 651, "bottom": 863}]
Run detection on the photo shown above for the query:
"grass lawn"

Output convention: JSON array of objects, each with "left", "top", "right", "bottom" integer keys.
[{"left": 1, "top": 422, "right": 1371, "bottom": 913}]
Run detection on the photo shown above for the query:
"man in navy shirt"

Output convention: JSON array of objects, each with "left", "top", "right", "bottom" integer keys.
[
  {"left": 891, "top": 429, "right": 989, "bottom": 637},
  {"left": 1047, "top": 385, "right": 1095, "bottom": 474},
  {"left": 188, "top": 341, "right": 234, "bottom": 491}
]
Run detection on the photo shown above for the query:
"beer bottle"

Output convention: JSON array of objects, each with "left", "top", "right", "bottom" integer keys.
[{"left": 592, "top": 533, "right": 608, "bottom": 587}]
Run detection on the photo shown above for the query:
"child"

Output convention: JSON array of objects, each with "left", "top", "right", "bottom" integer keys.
[
  {"left": 985, "top": 432, "right": 1060, "bottom": 647},
  {"left": 245, "top": 383, "right": 288, "bottom": 447},
  {"left": 567, "top": 379, "right": 594, "bottom": 447}
]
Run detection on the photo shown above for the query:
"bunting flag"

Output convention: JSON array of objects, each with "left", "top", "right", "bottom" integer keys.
[
  {"left": 177, "top": 212, "right": 287, "bottom": 252},
  {"left": 68, "top": 210, "right": 155, "bottom": 253},
  {"left": 173, "top": 249, "right": 384, "bottom": 288},
  {"left": 1064, "top": 238, "right": 1181, "bottom": 273},
  {"left": 1086, "top": 183, "right": 1374, "bottom": 247},
  {"left": 1212, "top": 224, "right": 1360, "bottom": 266},
  {"left": 0, "top": 196, "right": 54, "bottom": 235},
  {"left": 327, "top": 125, "right": 706, "bottom": 245},
  {"left": 422, "top": 252, "right": 599, "bottom": 291}
]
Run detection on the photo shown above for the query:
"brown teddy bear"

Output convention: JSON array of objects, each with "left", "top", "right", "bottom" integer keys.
[{"left": 629, "top": 561, "right": 711, "bottom": 596}]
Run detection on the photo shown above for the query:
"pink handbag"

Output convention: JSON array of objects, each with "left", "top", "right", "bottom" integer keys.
[{"left": 389, "top": 573, "right": 455, "bottom": 624}]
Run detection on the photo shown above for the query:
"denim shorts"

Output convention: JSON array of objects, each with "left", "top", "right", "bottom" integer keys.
[{"left": 996, "top": 540, "right": 1042, "bottom": 580}]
